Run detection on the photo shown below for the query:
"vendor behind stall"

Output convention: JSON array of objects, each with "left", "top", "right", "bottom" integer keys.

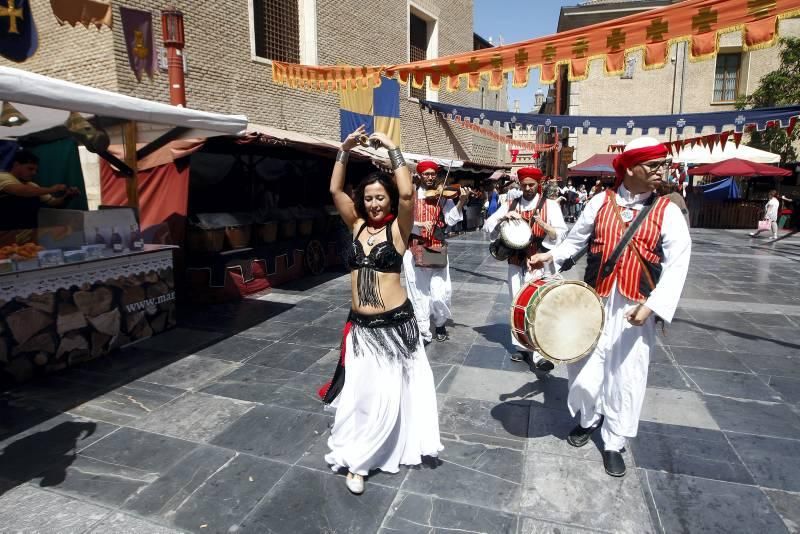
[{"left": 0, "top": 149, "right": 79, "bottom": 233}]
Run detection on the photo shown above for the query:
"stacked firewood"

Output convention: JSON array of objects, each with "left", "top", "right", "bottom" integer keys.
[{"left": 0, "top": 267, "right": 176, "bottom": 383}]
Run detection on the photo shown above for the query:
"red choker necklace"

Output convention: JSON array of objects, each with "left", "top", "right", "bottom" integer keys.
[{"left": 367, "top": 214, "right": 395, "bottom": 229}]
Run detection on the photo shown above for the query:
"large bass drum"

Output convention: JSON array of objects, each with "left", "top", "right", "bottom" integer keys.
[{"left": 510, "top": 278, "right": 605, "bottom": 364}]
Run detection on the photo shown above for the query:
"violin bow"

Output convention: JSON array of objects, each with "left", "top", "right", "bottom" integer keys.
[{"left": 435, "top": 159, "right": 455, "bottom": 205}]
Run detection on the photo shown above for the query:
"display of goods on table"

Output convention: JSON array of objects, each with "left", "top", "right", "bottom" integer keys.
[{"left": 0, "top": 242, "right": 45, "bottom": 260}]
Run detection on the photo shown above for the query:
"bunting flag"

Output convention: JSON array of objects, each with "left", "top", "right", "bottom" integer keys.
[
  {"left": 449, "top": 116, "right": 556, "bottom": 153},
  {"left": 271, "top": 0, "right": 800, "bottom": 92},
  {"left": 119, "top": 6, "right": 154, "bottom": 82},
  {"left": 421, "top": 100, "right": 800, "bottom": 135},
  {"left": 339, "top": 76, "right": 401, "bottom": 148},
  {"left": 0, "top": 0, "right": 38, "bottom": 62}
]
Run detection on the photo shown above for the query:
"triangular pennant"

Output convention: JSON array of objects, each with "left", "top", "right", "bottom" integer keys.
[
  {"left": 704, "top": 134, "right": 716, "bottom": 148},
  {"left": 733, "top": 132, "right": 743, "bottom": 148},
  {"left": 787, "top": 117, "right": 797, "bottom": 137},
  {"left": 719, "top": 131, "right": 730, "bottom": 152}
]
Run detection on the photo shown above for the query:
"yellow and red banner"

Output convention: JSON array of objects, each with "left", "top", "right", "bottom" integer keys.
[{"left": 272, "top": 0, "right": 800, "bottom": 92}]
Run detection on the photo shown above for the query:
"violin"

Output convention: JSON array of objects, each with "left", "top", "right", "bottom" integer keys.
[{"left": 425, "top": 184, "right": 463, "bottom": 200}]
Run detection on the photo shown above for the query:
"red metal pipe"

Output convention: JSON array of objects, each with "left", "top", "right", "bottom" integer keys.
[{"left": 161, "top": 8, "right": 186, "bottom": 107}]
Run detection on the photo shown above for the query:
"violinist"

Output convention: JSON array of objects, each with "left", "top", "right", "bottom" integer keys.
[
  {"left": 403, "top": 160, "right": 471, "bottom": 343},
  {"left": 482, "top": 167, "right": 567, "bottom": 371}
]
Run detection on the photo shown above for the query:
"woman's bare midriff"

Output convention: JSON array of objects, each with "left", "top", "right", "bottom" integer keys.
[{"left": 350, "top": 271, "right": 408, "bottom": 315}]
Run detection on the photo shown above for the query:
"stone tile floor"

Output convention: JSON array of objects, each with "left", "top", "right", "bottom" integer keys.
[{"left": 1, "top": 228, "right": 800, "bottom": 533}]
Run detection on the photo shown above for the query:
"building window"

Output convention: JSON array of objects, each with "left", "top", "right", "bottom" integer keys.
[
  {"left": 409, "top": 12, "right": 428, "bottom": 100},
  {"left": 713, "top": 53, "right": 740, "bottom": 102},
  {"left": 252, "top": 0, "right": 300, "bottom": 63}
]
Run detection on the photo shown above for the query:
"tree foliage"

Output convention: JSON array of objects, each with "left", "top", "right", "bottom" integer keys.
[{"left": 737, "top": 37, "right": 800, "bottom": 164}]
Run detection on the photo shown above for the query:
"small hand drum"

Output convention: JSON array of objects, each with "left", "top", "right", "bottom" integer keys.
[{"left": 500, "top": 219, "right": 532, "bottom": 249}]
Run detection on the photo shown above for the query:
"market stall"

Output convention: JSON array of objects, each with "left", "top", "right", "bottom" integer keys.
[{"left": 0, "top": 66, "right": 247, "bottom": 383}]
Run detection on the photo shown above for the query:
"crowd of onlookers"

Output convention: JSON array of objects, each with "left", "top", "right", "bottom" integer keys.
[{"left": 481, "top": 176, "right": 610, "bottom": 223}]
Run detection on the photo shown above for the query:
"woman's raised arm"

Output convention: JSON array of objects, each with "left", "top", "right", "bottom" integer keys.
[{"left": 330, "top": 125, "right": 366, "bottom": 229}]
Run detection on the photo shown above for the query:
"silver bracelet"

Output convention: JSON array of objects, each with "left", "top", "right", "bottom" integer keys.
[
  {"left": 336, "top": 150, "right": 349, "bottom": 165},
  {"left": 388, "top": 148, "right": 405, "bottom": 170}
]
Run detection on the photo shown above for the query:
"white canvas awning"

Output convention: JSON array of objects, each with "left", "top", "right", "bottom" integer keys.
[
  {"left": 674, "top": 141, "right": 780, "bottom": 165},
  {"left": 0, "top": 66, "right": 248, "bottom": 142}
]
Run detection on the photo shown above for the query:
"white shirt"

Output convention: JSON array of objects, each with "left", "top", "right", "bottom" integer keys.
[
  {"left": 483, "top": 193, "right": 567, "bottom": 250},
  {"left": 765, "top": 197, "right": 779, "bottom": 221},
  {"left": 549, "top": 185, "right": 692, "bottom": 323},
  {"left": 414, "top": 187, "right": 463, "bottom": 226}
]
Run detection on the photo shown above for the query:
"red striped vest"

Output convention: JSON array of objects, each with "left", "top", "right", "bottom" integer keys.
[
  {"left": 413, "top": 195, "right": 444, "bottom": 248},
  {"left": 508, "top": 195, "right": 547, "bottom": 266},
  {"left": 584, "top": 190, "right": 670, "bottom": 301}
]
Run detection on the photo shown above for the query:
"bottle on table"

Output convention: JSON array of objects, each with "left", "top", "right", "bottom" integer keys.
[
  {"left": 130, "top": 223, "right": 144, "bottom": 250},
  {"left": 110, "top": 226, "right": 124, "bottom": 253},
  {"left": 94, "top": 227, "right": 106, "bottom": 246}
]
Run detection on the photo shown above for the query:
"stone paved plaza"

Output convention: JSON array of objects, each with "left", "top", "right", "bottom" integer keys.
[{"left": 1, "top": 228, "right": 799, "bottom": 533}]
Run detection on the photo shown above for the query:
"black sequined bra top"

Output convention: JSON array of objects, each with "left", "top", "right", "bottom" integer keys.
[{"left": 346, "top": 220, "right": 403, "bottom": 274}]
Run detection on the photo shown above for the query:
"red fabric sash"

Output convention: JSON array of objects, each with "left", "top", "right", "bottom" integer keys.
[{"left": 316, "top": 320, "right": 352, "bottom": 399}]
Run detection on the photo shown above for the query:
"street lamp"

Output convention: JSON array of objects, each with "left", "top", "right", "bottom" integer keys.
[{"left": 161, "top": 7, "right": 186, "bottom": 107}]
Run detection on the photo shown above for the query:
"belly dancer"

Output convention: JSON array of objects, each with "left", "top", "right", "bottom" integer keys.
[{"left": 322, "top": 126, "right": 442, "bottom": 494}]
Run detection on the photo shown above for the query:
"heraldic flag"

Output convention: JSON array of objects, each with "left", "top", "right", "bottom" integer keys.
[
  {"left": 0, "top": 0, "right": 38, "bottom": 62},
  {"left": 339, "top": 77, "right": 401, "bottom": 147}
]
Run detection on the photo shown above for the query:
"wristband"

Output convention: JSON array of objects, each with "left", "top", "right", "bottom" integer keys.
[
  {"left": 388, "top": 148, "right": 405, "bottom": 170},
  {"left": 336, "top": 150, "right": 349, "bottom": 165}
]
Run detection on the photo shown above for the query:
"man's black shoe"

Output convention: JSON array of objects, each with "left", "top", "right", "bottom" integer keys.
[
  {"left": 602, "top": 450, "right": 626, "bottom": 477},
  {"left": 435, "top": 326, "right": 449, "bottom": 342},
  {"left": 535, "top": 359, "right": 555, "bottom": 372},
  {"left": 566, "top": 416, "right": 603, "bottom": 448},
  {"left": 510, "top": 351, "right": 528, "bottom": 362}
]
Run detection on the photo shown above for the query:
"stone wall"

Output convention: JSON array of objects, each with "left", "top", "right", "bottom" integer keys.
[{"left": 3, "top": 0, "right": 504, "bottom": 162}]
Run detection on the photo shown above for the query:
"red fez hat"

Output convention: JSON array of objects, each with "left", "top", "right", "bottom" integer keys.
[
  {"left": 516, "top": 167, "right": 544, "bottom": 183},
  {"left": 417, "top": 160, "right": 439, "bottom": 174}
]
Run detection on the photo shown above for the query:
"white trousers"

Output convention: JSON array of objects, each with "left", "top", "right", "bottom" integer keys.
[
  {"left": 507, "top": 263, "right": 553, "bottom": 362},
  {"left": 566, "top": 284, "right": 654, "bottom": 451},
  {"left": 403, "top": 251, "right": 452, "bottom": 341}
]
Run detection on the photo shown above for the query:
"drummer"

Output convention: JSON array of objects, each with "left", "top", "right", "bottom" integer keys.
[
  {"left": 483, "top": 166, "right": 567, "bottom": 371},
  {"left": 528, "top": 137, "right": 691, "bottom": 477}
]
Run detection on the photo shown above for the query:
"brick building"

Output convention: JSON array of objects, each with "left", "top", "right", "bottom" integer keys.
[
  {"left": 2, "top": 0, "right": 506, "bottom": 164},
  {"left": 556, "top": 0, "right": 800, "bottom": 169}
]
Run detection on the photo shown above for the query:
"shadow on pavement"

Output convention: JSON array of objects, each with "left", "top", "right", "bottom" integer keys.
[{"left": 0, "top": 420, "right": 96, "bottom": 497}]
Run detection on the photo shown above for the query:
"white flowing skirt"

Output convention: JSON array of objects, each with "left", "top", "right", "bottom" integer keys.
[{"left": 325, "top": 329, "right": 443, "bottom": 476}]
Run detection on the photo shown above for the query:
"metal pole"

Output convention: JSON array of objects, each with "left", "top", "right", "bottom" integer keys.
[{"left": 553, "top": 67, "right": 562, "bottom": 181}]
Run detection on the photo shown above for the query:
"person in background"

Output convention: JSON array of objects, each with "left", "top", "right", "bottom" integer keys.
[
  {"left": 0, "top": 149, "right": 79, "bottom": 232},
  {"left": 656, "top": 182, "right": 690, "bottom": 227},
  {"left": 577, "top": 184, "right": 588, "bottom": 217},
  {"left": 749, "top": 190, "right": 780, "bottom": 240},
  {"left": 484, "top": 181, "right": 501, "bottom": 218},
  {"left": 483, "top": 167, "right": 567, "bottom": 372}
]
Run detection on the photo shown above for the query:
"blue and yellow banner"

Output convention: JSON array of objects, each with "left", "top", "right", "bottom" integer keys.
[
  {"left": 340, "top": 77, "right": 400, "bottom": 147},
  {"left": 0, "top": 0, "right": 38, "bottom": 62}
]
